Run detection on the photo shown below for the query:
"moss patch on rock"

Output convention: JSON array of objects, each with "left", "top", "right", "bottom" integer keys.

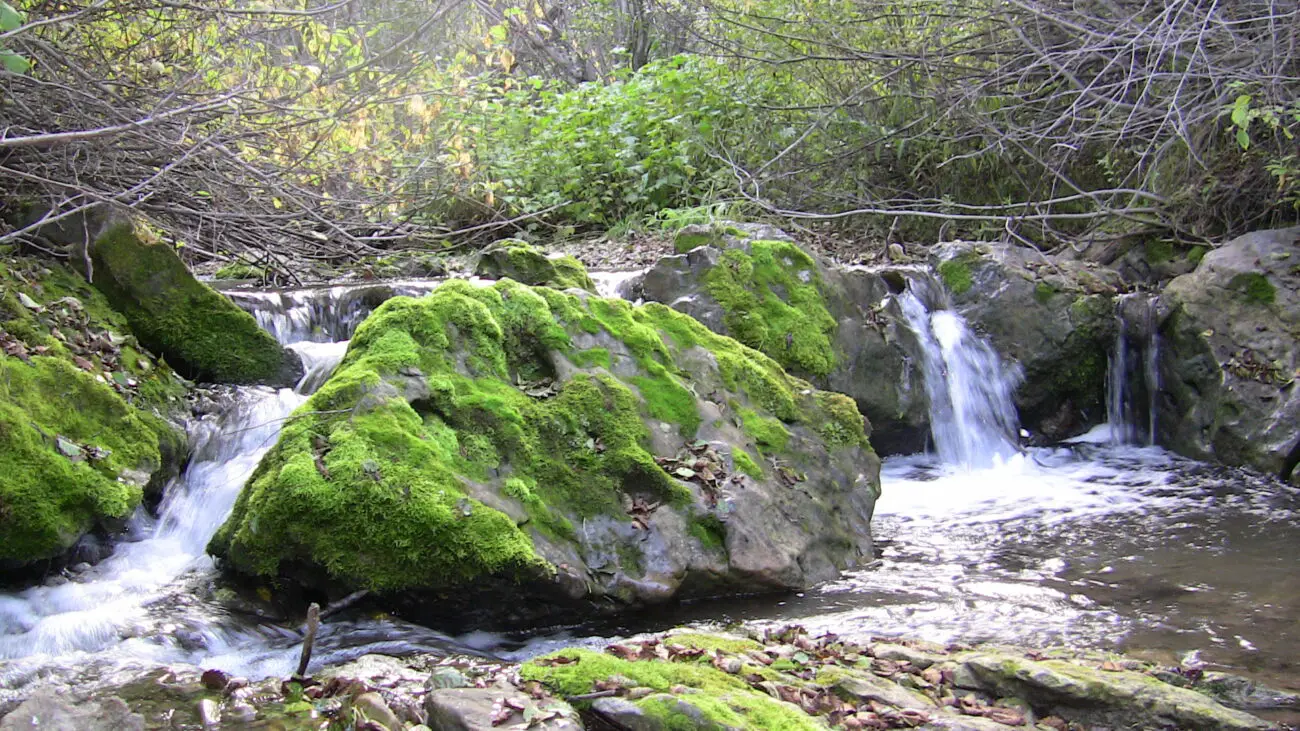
[
  {"left": 89, "top": 222, "right": 291, "bottom": 384},
  {"left": 210, "top": 278, "right": 875, "bottom": 604},
  {"left": 0, "top": 254, "right": 185, "bottom": 565},
  {"left": 473, "top": 239, "right": 595, "bottom": 292},
  {"left": 1227, "top": 272, "right": 1276, "bottom": 305},
  {"left": 937, "top": 252, "right": 980, "bottom": 295},
  {"left": 0, "top": 356, "right": 172, "bottom": 562},
  {"left": 702, "top": 241, "right": 837, "bottom": 377},
  {"left": 521, "top": 649, "right": 820, "bottom": 731}
]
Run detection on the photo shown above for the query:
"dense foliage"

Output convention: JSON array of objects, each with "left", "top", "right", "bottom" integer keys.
[{"left": 0, "top": 0, "right": 1295, "bottom": 265}]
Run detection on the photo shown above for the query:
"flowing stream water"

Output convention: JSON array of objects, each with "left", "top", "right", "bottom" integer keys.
[{"left": 2, "top": 274, "right": 1297, "bottom": 705}]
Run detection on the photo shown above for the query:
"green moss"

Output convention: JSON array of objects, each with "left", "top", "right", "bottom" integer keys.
[
  {"left": 0, "top": 356, "right": 168, "bottom": 561},
  {"left": 811, "top": 392, "right": 870, "bottom": 450},
  {"left": 702, "top": 241, "right": 836, "bottom": 377},
  {"left": 688, "top": 514, "right": 727, "bottom": 551},
  {"left": 213, "top": 263, "right": 265, "bottom": 280},
  {"left": 521, "top": 649, "right": 818, "bottom": 731},
  {"left": 731, "top": 448, "right": 764, "bottom": 478},
  {"left": 664, "top": 633, "right": 762, "bottom": 654},
  {"left": 1034, "top": 281, "right": 1057, "bottom": 304},
  {"left": 212, "top": 277, "right": 876, "bottom": 593},
  {"left": 1144, "top": 238, "right": 1176, "bottom": 264},
  {"left": 0, "top": 256, "right": 185, "bottom": 410},
  {"left": 738, "top": 407, "right": 789, "bottom": 453},
  {"left": 569, "top": 347, "right": 611, "bottom": 369},
  {"left": 1187, "top": 245, "right": 1208, "bottom": 265},
  {"left": 632, "top": 372, "right": 701, "bottom": 436},
  {"left": 1228, "top": 272, "right": 1276, "bottom": 305},
  {"left": 475, "top": 239, "right": 595, "bottom": 292},
  {"left": 90, "top": 223, "right": 288, "bottom": 384},
  {"left": 937, "top": 253, "right": 979, "bottom": 295}
]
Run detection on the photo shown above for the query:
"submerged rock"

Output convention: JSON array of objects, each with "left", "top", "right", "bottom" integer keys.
[
  {"left": 1157, "top": 226, "right": 1300, "bottom": 481},
  {"left": 473, "top": 238, "right": 596, "bottom": 292},
  {"left": 209, "top": 279, "right": 878, "bottom": 628},
  {"left": 633, "top": 225, "right": 930, "bottom": 454},
  {"left": 86, "top": 221, "right": 300, "bottom": 385}
]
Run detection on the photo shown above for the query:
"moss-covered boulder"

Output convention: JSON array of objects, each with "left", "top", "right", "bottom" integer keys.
[
  {"left": 0, "top": 255, "right": 184, "bottom": 569},
  {"left": 87, "top": 222, "right": 299, "bottom": 384},
  {"left": 632, "top": 225, "right": 931, "bottom": 454},
  {"left": 1157, "top": 226, "right": 1300, "bottom": 480},
  {"left": 472, "top": 239, "right": 595, "bottom": 291},
  {"left": 209, "top": 279, "right": 878, "bottom": 628},
  {"left": 931, "top": 242, "right": 1120, "bottom": 442}
]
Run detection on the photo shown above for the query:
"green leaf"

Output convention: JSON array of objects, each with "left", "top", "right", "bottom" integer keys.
[
  {"left": 1230, "top": 94, "right": 1252, "bottom": 128},
  {"left": 0, "top": 49, "right": 29, "bottom": 74},
  {"left": 0, "top": 2, "right": 24, "bottom": 32},
  {"left": 1236, "top": 127, "right": 1251, "bottom": 150}
]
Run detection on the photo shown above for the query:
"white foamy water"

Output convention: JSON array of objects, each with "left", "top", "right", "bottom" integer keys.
[
  {"left": 0, "top": 388, "right": 305, "bottom": 662},
  {"left": 898, "top": 287, "right": 1021, "bottom": 468}
]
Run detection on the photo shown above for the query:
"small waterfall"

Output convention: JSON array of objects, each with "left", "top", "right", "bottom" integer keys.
[
  {"left": 227, "top": 281, "right": 439, "bottom": 344},
  {"left": 0, "top": 291, "right": 350, "bottom": 666},
  {"left": 1106, "top": 294, "right": 1161, "bottom": 445},
  {"left": 898, "top": 277, "right": 1022, "bottom": 468}
]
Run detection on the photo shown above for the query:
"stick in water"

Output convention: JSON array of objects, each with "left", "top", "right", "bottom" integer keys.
[{"left": 296, "top": 602, "right": 320, "bottom": 679}]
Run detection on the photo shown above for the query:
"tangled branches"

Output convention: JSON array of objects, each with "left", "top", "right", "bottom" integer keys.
[
  {"left": 0, "top": 0, "right": 512, "bottom": 275},
  {"left": 700, "top": 0, "right": 1300, "bottom": 246}
]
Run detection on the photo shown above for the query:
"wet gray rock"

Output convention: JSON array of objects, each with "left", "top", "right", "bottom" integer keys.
[
  {"left": 0, "top": 689, "right": 144, "bottom": 731},
  {"left": 1156, "top": 226, "right": 1300, "bottom": 480},
  {"left": 931, "top": 242, "right": 1119, "bottom": 441}
]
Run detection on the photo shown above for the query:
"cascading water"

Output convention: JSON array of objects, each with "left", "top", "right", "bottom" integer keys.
[
  {"left": 1106, "top": 293, "right": 1161, "bottom": 445},
  {"left": 0, "top": 293, "right": 351, "bottom": 677},
  {"left": 897, "top": 278, "right": 1022, "bottom": 468}
]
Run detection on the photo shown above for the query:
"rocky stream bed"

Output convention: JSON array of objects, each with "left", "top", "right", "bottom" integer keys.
[{"left": 2, "top": 222, "right": 1298, "bottom": 730}]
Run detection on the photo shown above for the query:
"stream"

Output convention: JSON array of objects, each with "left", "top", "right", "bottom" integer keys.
[{"left": 1, "top": 274, "right": 1297, "bottom": 704}]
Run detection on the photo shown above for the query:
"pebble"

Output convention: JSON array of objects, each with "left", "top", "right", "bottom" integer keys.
[{"left": 198, "top": 698, "right": 220, "bottom": 726}]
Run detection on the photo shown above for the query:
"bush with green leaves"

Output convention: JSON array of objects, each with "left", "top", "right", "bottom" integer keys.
[{"left": 443, "top": 57, "right": 757, "bottom": 227}]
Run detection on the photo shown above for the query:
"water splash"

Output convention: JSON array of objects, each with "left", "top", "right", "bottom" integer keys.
[{"left": 898, "top": 280, "right": 1021, "bottom": 468}]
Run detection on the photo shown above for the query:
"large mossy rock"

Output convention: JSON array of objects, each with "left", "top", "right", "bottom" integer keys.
[
  {"left": 932, "top": 242, "right": 1120, "bottom": 441},
  {"left": 1157, "top": 227, "right": 1300, "bottom": 480},
  {"left": 209, "top": 279, "right": 879, "bottom": 628},
  {"left": 0, "top": 256, "right": 184, "bottom": 569},
  {"left": 473, "top": 238, "right": 595, "bottom": 292},
  {"left": 633, "top": 225, "right": 930, "bottom": 454},
  {"left": 87, "top": 222, "right": 299, "bottom": 384}
]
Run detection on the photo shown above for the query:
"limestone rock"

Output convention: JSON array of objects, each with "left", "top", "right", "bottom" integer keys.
[
  {"left": 210, "top": 279, "right": 879, "bottom": 628},
  {"left": 1157, "top": 226, "right": 1300, "bottom": 480},
  {"left": 87, "top": 221, "right": 299, "bottom": 385},
  {"left": 426, "top": 687, "right": 582, "bottom": 730},
  {"left": 473, "top": 239, "right": 595, "bottom": 292},
  {"left": 960, "top": 653, "right": 1272, "bottom": 730},
  {"left": 831, "top": 673, "right": 936, "bottom": 710},
  {"left": 0, "top": 689, "right": 144, "bottom": 731}
]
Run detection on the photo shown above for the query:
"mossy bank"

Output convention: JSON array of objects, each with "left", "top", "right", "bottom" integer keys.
[
  {"left": 0, "top": 254, "right": 185, "bottom": 569},
  {"left": 209, "top": 278, "right": 879, "bottom": 628}
]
